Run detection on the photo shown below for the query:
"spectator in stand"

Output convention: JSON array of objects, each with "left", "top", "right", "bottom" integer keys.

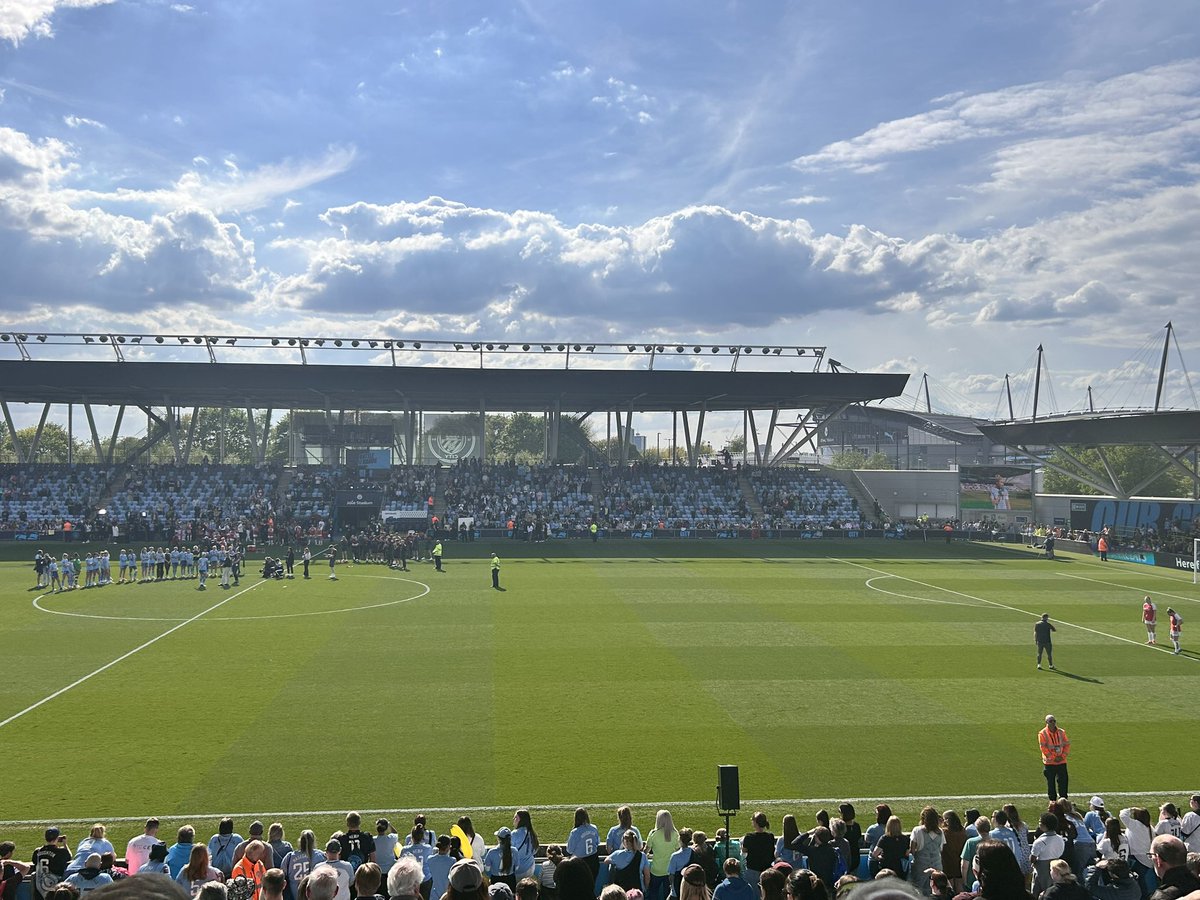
[
  {"left": 127, "top": 820, "right": 163, "bottom": 875},
  {"left": 260, "top": 870, "right": 286, "bottom": 900},
  {"left": 775, "top": 818, "right": 801, "bottom": 869},
  {"left": 175, "top": 848, "right": 220, "bottom": 899},
  {"left": 940, "top": 813, "right": 968, "bottom": 893},
  {"left": 1084, "top": 858, "right": 1140, "bottom": 900},
  {"left": 1099, "top": 819, "right": 1127, "bottom": 863},
  {"left": 511, "top": 812, "right": 538, "bottom": 882},
  {"left": 166, "top": 830, "right": 196, "bottom": 881},
  {"left": 138, "top": 845, "right": 172, "bottom": 878},
  {"left": 33, "top": 827, "right": 73, "bottom": 900},
  {"left": 456, "top": 819, "right": 486, "bottom": 864},
  {"left": 1149, "top": 836, "right": 1200, "bottom": 900},
  {"left": 304, "top": 868, "right": 339, "bottom": 900},
  {"left": 267, "top": 827, "right": 292, "bottom": 871},
  {"left": 712, "top": 861, "right": 754, "bottom": 900},
  {"left": 234, "top": 824, "right": 265, "bottom": 868},
  {"left": 208, "top": 821, "right": 243, "bottom": 879},
  {"left": 667, "top": 829, "right": 694, "bottom": 900},
  {"left": 69, "top": 828, "right": 115, "bottom": 875},
  {"left": 426, "top": 838, "right": 455, "bottom": 900},
  {"left": 908, "top": 809, "right": 944, "bottom": 896},
  {"left": 281, "top": 833, "right": 325, "bottom": 900},
  {"left": 67, "top": 856, "right": 113, "bottom": 895},
  {"left": 552, "top": 858, "right": 595, "bottom": 900},
  {"left": 608, "top": 811, "right": 641, "bottom": 854},
  {"left": 568, "top": 809, "right": 601, "bottom": 885},
  {"left": 317, "top": 843, "right": 352, "bottom": 900},
  {"left": 353, "top": 864, "right": 384, "bottom": 900},
  {"left": 1120, "top": 809, "right": 1156, "bottom": 898},
  {"left": 964, "top": 840, "right": 1034, "bottom": 900},
  {"left": 386, "top": 858, "right": 425, "bottom": 900},
  {"left": 1183, "top": 797, "right": 1200, "bottom": 853},
  {"left": 644, "top": 812, "right": 678, "bottom": 900},
  {"left": 871, "top": 818, "right": 911, "bottom": 881},
  {"left": 679, "top": 866, "right": 710, "bottom": 900},
  {"left": 740, "top": 813, "right": 774, "bottom": 887},
  {"left": 230, "top": 842, "right": 268, "bottom": 900},
  {"left": 606, "top": 831, "right": 649, "bottom": 894},
  {"left": 1043, "top": 859, "right": 1089, "bottom": 900},
  {"left": 782, "top": 869, "right": 825, "bottom": 900},
  {"left": 372, "top": 822, "right": 398, "bottom": 890}
]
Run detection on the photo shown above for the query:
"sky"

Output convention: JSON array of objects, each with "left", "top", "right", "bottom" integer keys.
[{"left": 1, "top": 0, "right": 1199, "bottom": 437}]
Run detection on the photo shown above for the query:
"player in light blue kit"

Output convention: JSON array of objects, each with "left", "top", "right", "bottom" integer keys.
[{"left": 198, "top": 553, "right": 209, "bottom": 590}]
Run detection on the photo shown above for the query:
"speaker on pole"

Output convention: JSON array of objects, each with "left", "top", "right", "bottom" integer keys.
[{"left": 717, "top": 764, "right": 740, "bottom": 812}]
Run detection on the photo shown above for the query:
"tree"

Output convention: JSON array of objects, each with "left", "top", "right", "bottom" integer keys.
[
  {"left": 862, "top": 452, "right": 895, "bottom": 470},
  {"left": 725, "top": 436, "right": 746, "bottom": 455},
  {"left": 1042, "top": 445, "right": 1193, "bottom": 497},
  {"left": 827, "top": 450, "right": 867, "bottom": 469},
  {"left": 492, "top": 412, "right": 545, "bottom": 462},
  {"left": 0, "top": 423, "right": 73, "bottom": 463}
]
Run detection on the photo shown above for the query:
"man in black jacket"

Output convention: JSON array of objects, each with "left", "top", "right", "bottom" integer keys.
[{"left": 1149, "top": 835, "right": 1200, "bottom": 900}]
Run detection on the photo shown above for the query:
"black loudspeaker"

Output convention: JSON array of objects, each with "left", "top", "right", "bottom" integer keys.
[{"left": 717, "top": 764, "right": 740, "bottom": 811}]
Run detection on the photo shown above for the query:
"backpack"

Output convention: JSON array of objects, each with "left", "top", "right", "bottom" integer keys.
[
  {"left": 831, "top": 848, "right": 848, "bottom": 882},
  {"left": 226, "top": 875, "right": 256, "bottom": 900}
]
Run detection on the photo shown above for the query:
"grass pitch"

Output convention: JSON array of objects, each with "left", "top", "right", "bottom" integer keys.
[{"left": 2, "top": 539, "right": 1197, "bottom": 851}]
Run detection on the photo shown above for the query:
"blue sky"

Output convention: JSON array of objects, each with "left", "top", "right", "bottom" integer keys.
[{"left": 1, "top": 0, "right": 1198, "bottom": 426}]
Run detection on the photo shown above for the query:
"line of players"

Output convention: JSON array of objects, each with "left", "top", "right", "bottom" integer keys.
[{"left": 32, "top": 546, "right": 246, "bottom": 592}]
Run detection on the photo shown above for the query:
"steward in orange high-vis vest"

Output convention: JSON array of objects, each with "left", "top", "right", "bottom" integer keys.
[{"left": 1039, "top": 714, "right": 1070, "bottom": 802}]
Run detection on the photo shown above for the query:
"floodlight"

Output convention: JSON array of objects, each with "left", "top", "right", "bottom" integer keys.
[
  {"left": 797, "top": 349, "right": 805, "bottom": 356},
  {"left": 272, "top": 338, "right": 280, "bottom": 346},
  {"left": 116, "top": 336, "right": 126, "bottom": 343},
  {"left": 300, "top": 339, "right": 310, "bottom": 346},
  {"left": 226, "top": 338, "right": 237, "bottom": 345},
  {"left": 772, "top": 347, "right": 781, "bottom": 355},
  {"left": 314, "top": 338, "right": 325, "bottom": 346},
  {"left": 542, "top": 344, "right": 552, "bottom": 351},
  {"left": 711, "top": 347, "right": 719, "bottom": 353},
  {"left": 396, "top": 341, "right": 405, "bottom": 349},
  {"left": 413, "top": 342, "right": 421, "bottom": 349},
  {"left": 351, "top": 339, "right": 359, "bottom": 347},
  {"left": 499, "top": 344, "right": 509, "bottom": 350},
  {"left": 557, "top": 344, "right": 566, "bottom": 351},
  {"left": 333, "top": 339, "right": 342, "bottom": 347},
  {"left": 676, "top": 345, "right": 684, "bottom": 352},
  {"left": 83, "top": 336, "right": 95, "bottom": 343},
  {"left": 100, "top": 335, "right": 110, "bottom": 342},
  {"left": 193, "top": 337, "right": 203, "bottom": 344},
  {"left": 744, "top": 346, "right": 752, "bottom": 353},
  {"left": 382, "top": 341, "right": 392, "bottom": 349},
  {"left": 130, "top": 337, "right": 142, "bottom": 344},
  {"left": 486, "top": 343, "right": 494, "bottom": 350},
  {"left": 288, "top": 338, "right": 297, "bottom": 346},
  {"left": 454, "top": 343, "right": 464, "bottom": 350},
  {"left": 585, "top": 345, "right": 594, "bottom": 352},
  {"left": 0, "top": 334, "right": 9, "bottom": 341},
  {"left": 628, "top": 345, "right": 636, "bottom": 352},
  {"left": 573, "top": 344, "right": 581, "bottom": 351},
  {"left": 656, "top": 345, "right": 664, "bottom": 352},
  {"left": 17, "top": 333, "right": 27, "bottom": 341},
  {"left": 522, "top": 344, "right": 530, "bottom": 351},
  {"left": 644, "top": 344, "right": 653, "bottom": 352},
  {"left": 761, "top": 347, "right": 769, "bottom": 354},
  {"left": 37, "top": 335, "right": 48, "bottom": 342},
  {"left": 368, "top": 340, "right": 377, "bottom": 348},
  {"left": 471, "top": 343, "right": 481, "bottom": 351}
]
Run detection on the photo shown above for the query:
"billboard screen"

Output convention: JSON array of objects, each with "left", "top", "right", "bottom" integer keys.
[
  {"left": 346, "top": 448, "right": 392, "bottom": 470},
  {"left": 959, "top": 465, "right": 1033, "bottom": 511}
]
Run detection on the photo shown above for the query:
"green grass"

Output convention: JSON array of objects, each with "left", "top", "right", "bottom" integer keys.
[{"left": 2, "top": 539, "right": 1197, "bottom": 855}]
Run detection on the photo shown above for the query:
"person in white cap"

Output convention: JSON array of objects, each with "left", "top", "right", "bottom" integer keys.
[{"left": 1084, "top": 798, "right": 1109, "bottom": 841}]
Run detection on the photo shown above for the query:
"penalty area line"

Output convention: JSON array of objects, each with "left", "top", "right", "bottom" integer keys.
[{"left": 2, "top": 580, "right": 265, "bottom": 731}]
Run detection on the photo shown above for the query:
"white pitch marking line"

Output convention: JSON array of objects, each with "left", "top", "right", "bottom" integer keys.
[
  {"left": 1, "top": 789, "right": 1193, "bottom": 828},
  {"left": 31, "top": 573, "right": 431, "bottom": 623},
  {"left": 864, "top": 576, "right": 991, "bottom": 608},
  {"left": 967, "top": 540, "right": 1200, "bottom": 585},
  {"left": 829, "top": 557, "right": 1196, "bottom": 661},
  {"left": 1056, "top": 573, "right": 1200, "bottom": 606},
  {"left": 1, "top": 581, "right": 265, "bottom": 731}
]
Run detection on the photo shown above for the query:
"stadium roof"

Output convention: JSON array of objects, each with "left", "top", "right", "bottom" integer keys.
[
  {"left": 0, "top": 359, "right": 908, "bottom": 413},
  {"left": 978, "top": 410, "right": 1200, "bottom": 446}
]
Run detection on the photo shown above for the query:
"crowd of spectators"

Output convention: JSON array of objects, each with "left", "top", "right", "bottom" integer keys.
[
  {"left": 104, "top": 464, "right": 279, "bottom": 545},
  {"left": 0, "top": 465, "right": 112, "bottom": 533},
  {"left": 598, "top": 464, "right": 749, "bottom": 531},
  {"left": 746, "top": 470, "right": 860, "bottom": 530},
  {"left": 4, "top": 797, "right": 1198, "bottom": 900},
  {"left": 442, "top": 461, "right": 594, "bottom": 533}
]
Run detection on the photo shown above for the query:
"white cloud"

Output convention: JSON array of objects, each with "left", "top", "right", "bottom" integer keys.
[
  {"left": 793, "top": 59, "right": 1200, "bottom": 182},
  {"left": 0, "top": 0, "right": 112, "bottom": 45},
  {"left": 783, "top": 195, "right": 829, "bottom": 206},
  {"left": 63, "top": 114, "right": 105, "bottom": 129}
]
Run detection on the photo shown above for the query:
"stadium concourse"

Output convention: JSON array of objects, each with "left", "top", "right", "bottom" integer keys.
[{"left": 2, "top": 797, "right": 1200, "bottom": 900}]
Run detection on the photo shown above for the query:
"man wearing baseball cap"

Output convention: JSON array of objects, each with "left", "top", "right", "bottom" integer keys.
[{"left": 1039, "top": 713, "right": 1070, "bottom": 801}]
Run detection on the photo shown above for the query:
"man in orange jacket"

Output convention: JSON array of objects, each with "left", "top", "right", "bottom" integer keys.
[{"left": 1039, "top": 714, "right": 1070, "bottom": 802}]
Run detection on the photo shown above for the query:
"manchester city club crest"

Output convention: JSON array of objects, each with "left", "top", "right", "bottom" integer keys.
[{"left": 427, "top": 433, "right": 479, "bottom": 462}]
